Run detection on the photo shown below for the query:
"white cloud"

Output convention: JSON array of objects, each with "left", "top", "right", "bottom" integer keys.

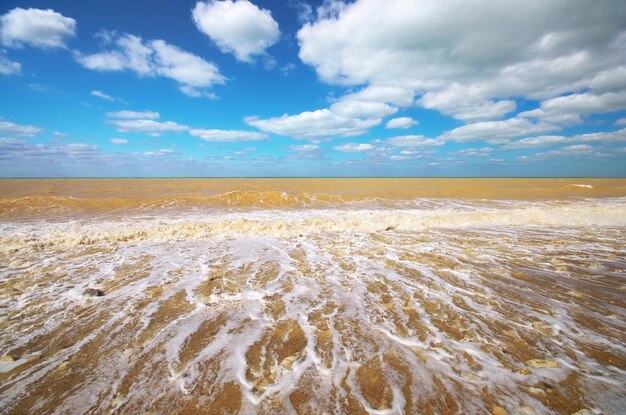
[
  {"left": 0, "top": 139, "right": 99, "bottom": 159},
  {"left": 0, "top": 119, "right": 42, "bottom": 136},
  {"left": 76, "top": 33, "right": 225, "bottom": 96},
  {"left": 504, "top": 127, "right": 626, "bottom": 149},
  {"left": 386, "top": 117, "right": 418, "bottom": 129},
  {"left": 179, "top": 86, "right": 219, "bottom": 99},
  {"left": 383, "top": 135, "right": 443, "bottom": 147},
  {"left": 616, "top": 117, "right": 626, "bottom": 126},
  {"left": 192, "top": 0, "right": 280, "bottom": 62},
  {"left": 108, "top": 119, "right": 188, "bottom": 136},
  {"left": 503, "top": 135, "right": 567, "bottom": 149},
  {"left": 149, "top": 40, "right": 224, "bottom": 95},
  {"left": 107, "top": 110, "right": 160, "bottom": 119},
  {"left": 143, "top": 149, "right": 175, "bottom": 156},
  {"left": 289, "top": 144, "right": 319, "bottom": 152},
  {"left": 189, "top": 128, "right": 268, "bottom": 142},
  {"left": 419, "top": 85, "right": 516, "bottom": 121},
  {"left": 0, "top": 50, "right": 20, "bottom": 75},
  {"left": 297, "top": 0, "right": 626, "bottom": 121},
  {"left": 245, "top": 109, "right": 380, "bottom": 138},
  {"left": 518, "top": 144, "right": 598, "bottom": 161},
  {"left": 90, "top": 90, "right": 124, "bottom": 102},
  {"left": 520, "top": 89, "right": 626, "bottom": 125},
  {"left": 105, "top": 112, "right": 269, "bottom": 142},
  {"left": 330, "top": 100, "right": 397, "bottom": 119},
  {"left": 568, "top": 127, "right": 626, "bottom": 143},
  {"left": 0, "top": 8, "right": 76, "bottom": 49},
  {"left": 288, "top": 0, "right": 314, "bottom": 23},
  {"left": 441, "top": 117, "right": 556, "bottom": 143},
  {"left": 340, "top": 85, "right": 414, "bottom": 107},
  {"left": 452, "top": 147, "right": 494, "bottom": 157},
  {"left": 333, "top": 142, "right": 374, "bottom": 152},
  {"left": 109, "top": 138, "right": 129, "bottom": 144}
]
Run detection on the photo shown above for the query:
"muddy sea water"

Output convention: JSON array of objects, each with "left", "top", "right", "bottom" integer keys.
[{"left": 0, "top": 179, "right": 625, "bottom": 414}]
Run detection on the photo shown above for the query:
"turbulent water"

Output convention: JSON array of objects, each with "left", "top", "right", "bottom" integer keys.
[{"left": 0, "top": 179, "right": 625, "bottom": 415}]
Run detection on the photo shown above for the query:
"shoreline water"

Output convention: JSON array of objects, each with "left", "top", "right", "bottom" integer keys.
[{"left": 1, "top": 179, "right": 625, "bottom": 414}]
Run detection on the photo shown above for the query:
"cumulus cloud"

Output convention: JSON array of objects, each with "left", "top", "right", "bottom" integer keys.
[
  {"left": 0, "top": 139, "right": 99, "bottom": 159},
  {"left": 340, "top": 85, "right": 415, "bottom": 107},
  {"left": 107, "top": 110, "right": 160, "bottom": 119},
  {"left": 452, "top": 147, "right": 494, "bottom": 157},
  {"left": 329, "top": 100, "right": 397, "bottom": 119},
  {"left": 518, "top": 144, "right": 599, "bottom": 161},
  {"left": 0, "top": 8, "right": 76, "bottom": 49},
  {"left": 0, "top": 50, "right": 20, "bottom": 75},
  {"left": 289, "top": 144, "right": 319, "bottom": 152},
  {"left": 503, "top": 135, "right": 568, "bottom": 149},
  {"left": 616, "top": 117, "right": 626, "bottom": 126},
  {"left": 383, "top": 135, "right": 443, "bottom": 148},
  {"left": 189, "top": 128, "right": 268, "bottom": 142},
  {"left": 504, "top": 127, "right": 626, "bottom": 149},
  {"left": 109, "top": 138, "right": 129, "bottom": 144},
  {"left": 333, "top": 142, "right": 374, "bottom": 152},
  {"left": 143, "top": 149, "right": 175, "bottom": 156},
  {"left": 245, "top": 109, "right": 381, "bottom": 138},
  {"left": 0, "top": 118, "right": 42, "bottom": 137},
  {"left": 107, "top": 119, "right": 188, "bottom": 136},
  {"left": 386, "top": 117, "right": 418, "bottom": 129},
  {"left": 419, "top": 85, "right": 516, "bottom": 121},
  {"left": 245, "top": 82, "right": 418, "bottom": 139},
  {"left": 297, "top": 0, "right": 626, "bottom": 122},
  {"left": 76, "top": 33, "right": 225, "bottom": 97},
  {"left": 104, "top": 111, "right": 269, "bottom": 142},
  {"left": 520, "top": 88, "right": 626, "bottom": 124},
  {"left": 567, "top": 127, "right": 626, "bottom": 144},
  {"left": 192, "top": 0, "right": 280, "bottom": 62},
  {"left": 441, "top": 117, "right": 557, "bottom": 144}
]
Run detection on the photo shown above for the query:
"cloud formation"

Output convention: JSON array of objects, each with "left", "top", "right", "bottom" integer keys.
[
  {"left": 386, "top": 117, "right": 418, "bottom": 129},
  {"left": 76, "top": 33, "right": 225, "bottom": 97},
  {"left": 518, "top": 144, "right": 600, "bottom": 161},
  {"left": 90, "top": 90, "right": 126, "bottom": 103},
  {"left": 107, "top": 110, "right": 160, "bottom": 120},
  {"left": 189, "top": 128, "right": 267, "bottom": 142},
  {"left": 441, "top": 118, "right": 556, "bottom": 144},
  {"left": 105, "top": 111, "right": 266, "bottom": 142},
  {"left": 109, "top": 138, "right": 129, "bottom": 144},
  {"left": 0, "top": 49, "right": 20, "bottom": 75},
  {"left": 192, "top": 0, "right": 280, "bottom": 62},
  {"left": 383, "top": 135, "right": 443, "bottom": 148},
  {"left": 0, "top": 118, "right": 42, "bottom": 137},
  {"left": 1, "top": 8, "right": 76, "bottom": 49},
  {"left": 333, "top": 142, "right": 374, "bottom": 152},
  {"left": 107, "top": 119, "right": 188, "bottom": 136},
  {"left": 297, "top": 0, "right": 626, "bottom": 122},
  {"left": 245, "top": 109, "right": 380, "bottom": 139}
]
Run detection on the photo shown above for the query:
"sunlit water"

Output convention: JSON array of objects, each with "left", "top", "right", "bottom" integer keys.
[{"left": 0, "top": 179, "right": 625, "bottom": 414}]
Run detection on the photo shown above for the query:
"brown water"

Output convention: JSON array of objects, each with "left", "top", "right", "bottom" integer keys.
[{"left": 0, "top": 179, "right": 625, "bottom": 414}]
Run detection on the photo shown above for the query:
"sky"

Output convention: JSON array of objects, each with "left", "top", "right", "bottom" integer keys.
[{"left": 1, "top": 0, "right": 626, "bottom": 177}]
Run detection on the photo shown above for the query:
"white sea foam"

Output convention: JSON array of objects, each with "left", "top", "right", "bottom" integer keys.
[
  {"left": 1, "top": 198, "right": 625, "bottom": 254},
  {"left": 1, "top": 198, "right": 625, "bottom": 414}
]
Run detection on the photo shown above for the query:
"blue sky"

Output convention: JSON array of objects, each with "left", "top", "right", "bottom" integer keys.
[{"left": 1, "top": 0, "right": 625, "bottom": 177}]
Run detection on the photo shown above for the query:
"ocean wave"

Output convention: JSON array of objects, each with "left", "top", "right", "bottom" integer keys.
[{"left": 1, "top": 199, "right": 625, "bottom": 253}]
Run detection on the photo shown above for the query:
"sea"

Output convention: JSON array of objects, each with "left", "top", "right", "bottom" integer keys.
[{"left": 0, "top": 178, "right": 625, "bottom": 414}]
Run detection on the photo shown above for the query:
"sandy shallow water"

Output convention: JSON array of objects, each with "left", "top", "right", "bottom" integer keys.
[{"left": 0, "top": 179, "right": 625, "bottom": 414}]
